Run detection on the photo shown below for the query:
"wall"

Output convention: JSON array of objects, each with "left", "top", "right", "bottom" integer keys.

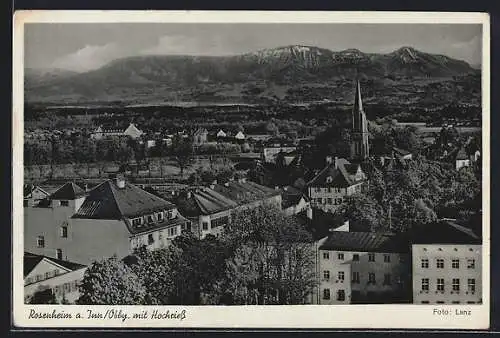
[
  {"left": 25, "top": 268, "right": 86, "bottom": 304},
  {"left": 319, "top": 249, "right": 411, "bottom": 304},
  {"left": 412, "top": 244, "right": 482, "bottom": 304}
]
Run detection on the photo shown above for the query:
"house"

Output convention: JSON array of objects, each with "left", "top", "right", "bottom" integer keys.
[
  {"left": 455, "top": 147, "right": 471, "bottom": 170},
  {"left": 280, "top": 185, "right": 310, "bottom": 216},
  {"left": 175, "top": 179, "right": 282, "bottom": 239},
  {"left": 379, "top": 147, "right": 413, "bottom": 167},
  {"left": 91, "top": 123, "right": 143, "bottom": 140},
  {"left": 24, "top": 252, "right": 87, "bottom": 304},
  {"left": 317, "top": 231, "right": 411, "bottom": 304},
  {"left": 411, "top": 221, "right": 482, "bottom": 305},
  {"left": 234, "top": 131, "right": 245, "bottom": 141},
  {"left": 193, "top": 128, "right": 208, "bottom": 145},
  {"left": 24, "top": 184, "right": 50, "bottom": 207},
  {"left": 216, "top": 129, "right": 227, "bottom": 138},
  {"left": 24, "top": 177, "right": 190, "bottom": 265},
  {"left": 307, "top": 157, "right": 368, "bottom": 213}
]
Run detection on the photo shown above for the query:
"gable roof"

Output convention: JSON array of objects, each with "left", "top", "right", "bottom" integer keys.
[
  {"left": 24, "top": 252, "right": 86, "bottom": 277},
  {"left": 73, "top": 179, "right": 175, "bottom": 219},
  {"left": 308, "top": 158, "right": 366, "bottom": 188},
  {"left": 50, "top": 182, "right": 86, "bottom": 200},
  {"left": 176, "top": 188, "right": 239, "bottom": 217},
  {"left": 411, "top": 221, "right": 481, "bottom": 245},
  {"left": 24, "top": 185, "right": 49, "bottom": 198},
  {"left": 320, "top": 231, "right": 409, "bottom": 253}
]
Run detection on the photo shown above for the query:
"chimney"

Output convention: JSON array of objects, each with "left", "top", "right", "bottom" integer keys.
[
  {"left": 115, "top": 175, "right": 126, "bottom": 189},
  {"left": 306, "top": 206, "right": 313, "bottom": 220}
]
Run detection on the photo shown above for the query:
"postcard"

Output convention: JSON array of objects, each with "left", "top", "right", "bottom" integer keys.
[{"left": 12, "top": 10, "right": 490, "bottom": 329}]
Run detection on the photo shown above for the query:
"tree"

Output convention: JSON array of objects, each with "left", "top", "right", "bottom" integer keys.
[
  {"left": 337, "top": 194, "right": 387, "bottom": 232},
  {"left": 77, "top": 256, "right": 147, "bottom": 305},
  {"left": 171, "top": 135, "right": 193, "bottom": 178},
  {"left": 222, "top": 204, "right": 317, "bottom": 305},
  {"left": 28, "top": 288, "right": 58, "bottom": 304}
]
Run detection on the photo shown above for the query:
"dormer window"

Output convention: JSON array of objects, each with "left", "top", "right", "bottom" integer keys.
[
  {"left": 60, "top": 200, "right": 69, "bottom": 207},
  {"left": 147, "top": 215, "right": 154, "bottom": 224},
  {"left": 157, "top": 212, "right": 164, "bottom": 222},
  {"left": 131, "top": 217, "right": 143, "bottom": 227}
]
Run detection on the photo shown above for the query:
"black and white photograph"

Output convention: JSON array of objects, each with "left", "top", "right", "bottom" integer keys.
[{"left": 13, "top": 11, "right": 490, "bottom": 329}]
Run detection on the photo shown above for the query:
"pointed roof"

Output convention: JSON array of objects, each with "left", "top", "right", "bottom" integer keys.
[
  {"left": 73, "top": 179, "right": 175, "bottom": 219},
  {"left": 49, "top": 182, "right": 86, "bottom": 200},
  {"left": 24, "top": 252, "right": 86, "bottom": 277},
  {"left": 353, "top": 79, "right": 363, "bottom": 113},
  {"left": 307, "top": 158, "right": 367, "bottom": 188}
]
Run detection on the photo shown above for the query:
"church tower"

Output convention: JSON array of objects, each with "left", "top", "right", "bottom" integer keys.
[{"left": 350, "top": 80, "right": 369, "bottom": 161}]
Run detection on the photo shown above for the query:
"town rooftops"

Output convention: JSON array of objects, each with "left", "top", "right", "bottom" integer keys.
[
  {"left": 24, "top": 252, "right": 86, "bottom": 277},
  {"left": 212, "top": 179, "right": 279, "bottom": 204},
  {"left": 280, "top": 185, "right": 308, "bottom": 209},
  {"left": 175, "top": 188, "right": 239, "bottom": 217},
  {"left": 319, "top": 231, "right": 409, "bottom": 253},
  {"left": 411, "top": 221, "right": 481, "bottom": 245},
  {"left": 49, "top": 182, "right": 86, "bottom": 200},
  {"left": 308, "top": 158, "right": 366, "bottom": 188},
  {"left": 73, "top": 179, "right": 176, "bottom": 220}
]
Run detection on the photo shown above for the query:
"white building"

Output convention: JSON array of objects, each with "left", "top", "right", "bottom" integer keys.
[
  {"left": 412, "top": 221, "right": 482, "bottom": 305},
  {"left": 91, "top": 123, "right": 143, "bottom": 140},
  {"left": 317, "top": 231, "right": 411, "bottom": 304}
]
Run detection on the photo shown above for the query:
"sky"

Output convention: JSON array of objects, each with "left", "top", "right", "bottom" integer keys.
[{"left": 25, "top": 23, "right": 482, "bottom": 72}]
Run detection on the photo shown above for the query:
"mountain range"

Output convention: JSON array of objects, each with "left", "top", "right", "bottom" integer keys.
[{"left": 25, "top": 45, "right": 478, "bottom": 105}]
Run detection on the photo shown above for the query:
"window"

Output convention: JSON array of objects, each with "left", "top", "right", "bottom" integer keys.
[
  {"left": 337, "top": 290, "right": 345, "bottom": 301},
  {"left": 147, "top": 215, "right": 154, "bottom": 224},
  {"left": 421, "top": 258, "right": 429, "bottom": 268},
  {"left": 56, "top": 249, "right": 63, "bottom": 260},
  {"left": 368, "top": 273, "right": 376, "bottom": 284},
  {"left": 421, "top": 301, "right": 430, "bottom": 304},
  {"left": 211, "top": 216, "right": 229, "bottom": 229},
  {"left": 452, "top": 278, "right": 460, "bottom": 292},
  {"left": 60, "top": 200, "right": 69, "bottom": 207},
  {"left": 168, "top": 227, "right": 178, "bottom": 237},
  {"left": 337, "top": 253, "right": 344, "bottom": 260},
  {"left": 467, "top": 259, "right": 476, "bottom": 269},
  {"left": 37, "top": 236, "right": 45, "bottom": 248},
  {"left": 436, "top": 259, "right": 444, "bottom": 269},
  {"left": 368, "top": 253, "right": 375, "bottom": 262},
  {"left": 468, "top": 279, "right": 476, "bottom": 293},
  {"left": 202, "top": 222, "right": 209, "bottom": 231},
  {"left": 26, "top": 277, "right": 33, "bottom": 284},
  {"left": 148, "top": 234, "right": 154, "bottom": 245},
  {"left": 452, "top": 259, "right": 460, "bottom": 269},
  {"left": 353, "top": 254, "right": 359, "bottom": 261},
  {"left": 44, "top": 272, "right": 50, "bottom": 280},
  {"left": 383, "top": 274, "right": 392, "bottom": 285},
  {"left": 35, "top": 274, "right": 42, "bottom": 282},
  {"left": 452, "top": 301, "right": 461, "bottom": 304},
  {"left": 352, "top": 271, "right": 360, "bottom": 284},
  {"left": 60, "top": 225, "right": 68, "bottom": 238},
  {"left": 335, "top": 198, "right": 343, "bottom": 205},
  {"left": 315, "top": 187, "right": 320, "bottom": 192},
  {"left": 157, "top": 212, "right": 164, "bottom": 222},
  {"left": 437, "top": 278, "right": 445, "bottom": 292},
  {"left": 384, "top": 254, "right": 391, "bottom": 263},
  {"left": 327, "top": 198, "right": 332, "bottom": 204},
  {"left": 323, "top": 270, "right": 330, "bottom": 280},
  {"left": 323, "top": 252, "right": 330, "bottom": 260},
  {"left": 421, "top": 278, "right": 429, "bottom": 291},
  {"left": 436, "top": 301, "right": 445, "bottom": 304},
  {"left": 132, "top": 217, "right": 142, "bottom": 227},
  {"left": 323, "top": 289, "right": 330, "bottom": 300},
  {"left": 338, "top": 271, "right": 345, "bottom": 281}
]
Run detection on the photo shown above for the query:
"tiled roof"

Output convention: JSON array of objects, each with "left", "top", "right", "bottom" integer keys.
[
  {"left": 24, "top": 252, "right": 86, "bottom": 277},
  {"left": 411, "top": 221, "right": 481, "bottom": 245},
  {"left": 320, "top": 231, "right": 409, "bottom": 253},
  {"left": 73, "top": 179, "right": 175, "bottom": 219},
  {"left": 50, "top": 182, "right": 86, "bottom": 200},
  {"left": 281, "top": 186, "right": 308, "bottom": 209},
  {"left": 212, "top": 180, "right": 279, "bottom": 204},
  {"left": 308, "top": 158, "right": 366, "bottom": 188}
]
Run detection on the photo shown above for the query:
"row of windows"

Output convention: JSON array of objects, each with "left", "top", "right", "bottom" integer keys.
[
  {"left": 202, "top": 215, "right": 230, "bottom": 231},
  {"left": 314, "top": 197, "right": 343, "bottom": 205},
  {"left": 130, "top": 209, "right": 176, "bottom": 228},
  {"left": 421, "top": 278, "right": 476, "bottom": 293},
  {"left": 421, "top": 258, "right": 476, "bottom": 269},
  {"left": 323, "top": 289, "right": 346, "bottom": 301},
  {"left": 53, "top": 280, "right": 79, "bottom": 295},
  {"left": 25, "top": 269, "right": 61, "bottom": 285},
  {"left": 323, "top": 252, "right": 400, "bottom": 263},
  {"left": 313, "top": 187, "right": 344, "bottom": 193},
  {"left": 324, "top": 270, "right": 400, "bottom": 285},
  {"left": 132, "top": 226, "right": 181, "bottom": 247}
]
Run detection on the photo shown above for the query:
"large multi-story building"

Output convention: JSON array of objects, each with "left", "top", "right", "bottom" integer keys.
[
  {"left": 412, "top": 221, "right": 482, "bottom": 305},
  {"left": 175, "top": 179, "right": 282, "bottom": 239},
  {"left": 316, "top": 230, "right": 411, "bottom": 304},
  {"left": 24, "top": 177, "right": 189, "bottom": 265},
  {"left": 307, "top": 157, "right": 368, "bottom": 213}
]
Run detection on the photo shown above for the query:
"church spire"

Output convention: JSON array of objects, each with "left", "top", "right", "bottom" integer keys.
[
  {"left": 354, "top": 79, "right": 363, "bottom": 114},
  {"left": 350, "top": 78, "right": 369, "bottom": 161}
]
